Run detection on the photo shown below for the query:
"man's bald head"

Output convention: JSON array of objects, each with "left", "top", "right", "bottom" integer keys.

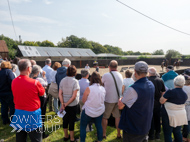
[
  {"left": 18, "top": 59, "right": 31, "bottom": 72},
  {"left": 148, "top": 67, "right": 157, "bottom": 76},
  {"left": 30, "top": 60, "right": 36, "bottom": 66},
  {"left": 109, "top": 60, "right": 118, "bottom": 70}
]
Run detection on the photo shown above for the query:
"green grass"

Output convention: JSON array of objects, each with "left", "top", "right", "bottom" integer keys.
[{"left": 0, "top": 108, "right": 166, "bottom": 142}]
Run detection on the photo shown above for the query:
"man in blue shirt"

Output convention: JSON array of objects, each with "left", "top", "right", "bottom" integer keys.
[
  {"left": 42, "top": 58, "right": 53, "bottom": 111},
  {"left": 118, "top": 61, "right": 155, "bottom": 142}
]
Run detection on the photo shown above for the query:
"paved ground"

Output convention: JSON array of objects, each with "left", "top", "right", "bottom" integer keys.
[{"left": 77, "top": 65, "right": 190, "bottom": 78}]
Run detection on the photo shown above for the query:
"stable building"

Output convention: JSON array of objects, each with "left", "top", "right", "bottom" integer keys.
[
  {"left": 0, "top": 40, "right": 9, "bottom": 59},
  {"left": 17, "top": 45, "right": 97, "bottom": 68}
]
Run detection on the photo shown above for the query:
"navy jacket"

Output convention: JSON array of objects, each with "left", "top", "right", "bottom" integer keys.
[
  {"left": 0, "top": 68, "right": 15, "bottom": 95},
  {"left": 55, "top": 66, "right": 67, "bottom": 90},
  {"left": 119, "top": 77, "right": 155, "bottom": 135}
]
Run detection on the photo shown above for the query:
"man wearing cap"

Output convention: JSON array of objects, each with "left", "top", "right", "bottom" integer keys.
[
  {"left": 148, "top": 67, "right": 166, "bottom": 140},
  {"left": 118, "top": 61, "right": 155, "bottom": 142},
  {"left": 161, "top": 65, "right": 178, "bottom": 89}
]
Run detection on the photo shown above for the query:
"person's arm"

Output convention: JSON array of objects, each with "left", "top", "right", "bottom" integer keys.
[
  {"left": 160, "top": 96, "right": 167, "bottom": 104},
  {"left": 122, "top": 85, "right": 125, "bottom": 95},
  {"left": 118, "top": 97, "right": 125, "bottom": 110},
  {"left": 8, "top": 70, "right": 15, "bottom": 85},
  {"left": 36, "top": 81, "right": 45, "bottom": 96},
  {"left": 65, "top": 89, "right": 78, "bottom": 107},
  {"left": 120, "top": 87, "right": 138, "bottom": 108},
  {"left": 82, "top": 87, "right": 90, "bottom": 103},
  {"left": 59, "top": 89, "right": 65, "bottom": 111},
  {"left": 161, "top": 91, "right": 165, "bottom": 96}
]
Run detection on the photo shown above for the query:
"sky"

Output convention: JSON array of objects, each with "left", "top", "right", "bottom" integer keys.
[{"left": 0, "top": 0, "right": 190, "bottom": 54}]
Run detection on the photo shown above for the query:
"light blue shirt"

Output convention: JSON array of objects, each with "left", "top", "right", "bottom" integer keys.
[
  {"left": 50, "top": 70, "right": 57, "bottom": 83},
  {"left": 42, "top": 65, "right": 53, "bottom": 84},
  {"left": 79, "top": 78, "right": 90, "bottom": 100}
]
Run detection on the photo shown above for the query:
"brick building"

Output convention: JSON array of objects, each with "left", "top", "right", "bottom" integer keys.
[{"left": 0, "top": 40, "right": 9, "bottom": 59}]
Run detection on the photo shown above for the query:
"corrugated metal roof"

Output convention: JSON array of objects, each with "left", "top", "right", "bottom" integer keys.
[
  {"left": 18, "top": 45, "right": 97, "bottom": 57},
  {"left": 97, "top": 53, "right": 121, "bottom": 57},
  {"left": 0, "top": 40, "right": 9, "bottom": 52},
  {"left": 122, "top": 55, "right": 165, "bottom": 58}
]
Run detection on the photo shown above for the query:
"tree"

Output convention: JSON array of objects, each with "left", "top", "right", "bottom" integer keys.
[
  {"left": 58, "top": 35, "right": 93, "bottom": 49},
  {"left": 123, "top": 50, "right": 134, "bottom": 55},
  {"left": 22, "top": 41, "right": 38, "bottom": 46},
  {"left": 133, "top": 51, "right": 141, "bottom": 55},
  {"left": 90, "top": 41, "right": 108, "bottom": 54},
  {"left": 40, "top": 40, "right": 55, "bottom": 47},
  {"left": 152, "top": 49, "right": 164, "bottom": 55},
  {"left": 165, "top": 49, "right": 181, "bottom": 59},
  {"left": 57, "top": 38, "right": 71, "bottom": 47},
  {"left": 141, "top": 52, "right": 151, "bottom": 55},
  {"left": 104, "top": 44, "right": 123, "bottom": 55}
]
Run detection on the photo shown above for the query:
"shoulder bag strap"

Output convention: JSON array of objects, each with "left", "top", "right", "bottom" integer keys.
[{"left": 110, "top": 71, "right": 120, "bottom": 99}]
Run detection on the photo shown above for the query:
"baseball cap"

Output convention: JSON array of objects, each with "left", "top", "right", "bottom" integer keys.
[
  {"left": 135, "top": 61, "right": 148, "bottom": 72},
  {"left": 184, "top": 69, "right": 190, "bottom": 76},
  {"left": 167, "top": 65, "right": 174, "bottom": 70}
]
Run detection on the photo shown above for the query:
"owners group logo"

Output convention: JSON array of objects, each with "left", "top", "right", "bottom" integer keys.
[{"left": 10, "top": 115, "right": 61, "bottom": 133}]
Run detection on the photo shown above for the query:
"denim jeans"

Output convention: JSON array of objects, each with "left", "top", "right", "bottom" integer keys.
[
  {"left": 183, "top": 121, "right": 190, "bottom": 138},
  {"left": 162, "top": 110, "right": 182, "bottom": 142},
  {"left": 53, "top": 97, "right": 59, "bottom": 114},
  {"left": 0, "top": 93, "right": 15, "bottom": 124},
  {"left": 80, "top": 110, "right": 103, "bottom": 142}
]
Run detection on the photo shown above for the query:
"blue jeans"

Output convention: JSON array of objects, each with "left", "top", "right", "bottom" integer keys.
[
  {"left": 53, "top": 97, "right": 59, "bottom": 113},
  {"left": 80, "top": 110, "right": 103, "bottom": 142},
  {"left": 183, "top": 121, "right": 190, "bottom": 138},
  {"left": 162, "top": 110, "right": 182, "bottom": 142}
]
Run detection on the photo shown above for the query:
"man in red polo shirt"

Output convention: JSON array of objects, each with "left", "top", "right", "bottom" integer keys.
[{"left": 11, "top": 59, "right": 45, "bottom": 142}]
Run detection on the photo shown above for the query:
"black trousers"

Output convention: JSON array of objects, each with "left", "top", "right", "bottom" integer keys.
[
  {"left": 40, "top": 96, "right": 48, "bottom": 137},
  {"left": 16, "top": 128, "right": 42, "bottom": 142},
  {"left": 149, "top": 107, "right": 161, "bottom": 137},
  {"left": 63, "top": 105, "right": 77, "bottom": 131},
  {"left": 46, "top": 84, "right": 53, "bottom": 111},
  {"left": 123, "top": 131, "right": 147, "bottom": 142}
]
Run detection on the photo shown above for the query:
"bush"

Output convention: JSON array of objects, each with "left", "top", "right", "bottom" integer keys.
[{"left": 137, "top": 55, "right": 150, "bottom": 59}]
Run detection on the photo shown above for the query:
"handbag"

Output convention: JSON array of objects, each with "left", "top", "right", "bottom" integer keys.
[
  {"left": 48, "top": 82, "right": 59, "bottom": 98},
  {"left": 110, "top": 72, "right": 120, "bottom": 99}
]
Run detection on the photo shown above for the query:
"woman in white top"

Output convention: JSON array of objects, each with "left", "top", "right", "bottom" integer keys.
[
  {"left": 182, "top": 75, "right": 190, "bottom": 142},
  {"left": 122, "top": 70, "right": 134, "bottom": 94},
  {"left": 80, "top": 71, "right": 106, "bottom": 142}
]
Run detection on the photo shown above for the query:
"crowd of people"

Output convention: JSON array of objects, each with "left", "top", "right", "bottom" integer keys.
[{"left": 0, "top": 57, "right": 190, "bottom": 142}]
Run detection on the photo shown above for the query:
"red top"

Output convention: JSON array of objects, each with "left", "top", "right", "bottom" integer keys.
[{"left": 12, "top": 75, "right": 45, "bottom": 111}]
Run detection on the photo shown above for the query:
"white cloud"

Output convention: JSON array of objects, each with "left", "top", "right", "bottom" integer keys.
[
  {"left": 101, "top": 13, "right": 112, "bottom": 19},
  {"left": 9, "top": 0, "right": 32, "bottom": 3},
  {"left": 43, "top": 0, "right": 53, "bottom": 5},
  {"left": 0, "top": 10, "right": 58, "bottom": 24}
]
